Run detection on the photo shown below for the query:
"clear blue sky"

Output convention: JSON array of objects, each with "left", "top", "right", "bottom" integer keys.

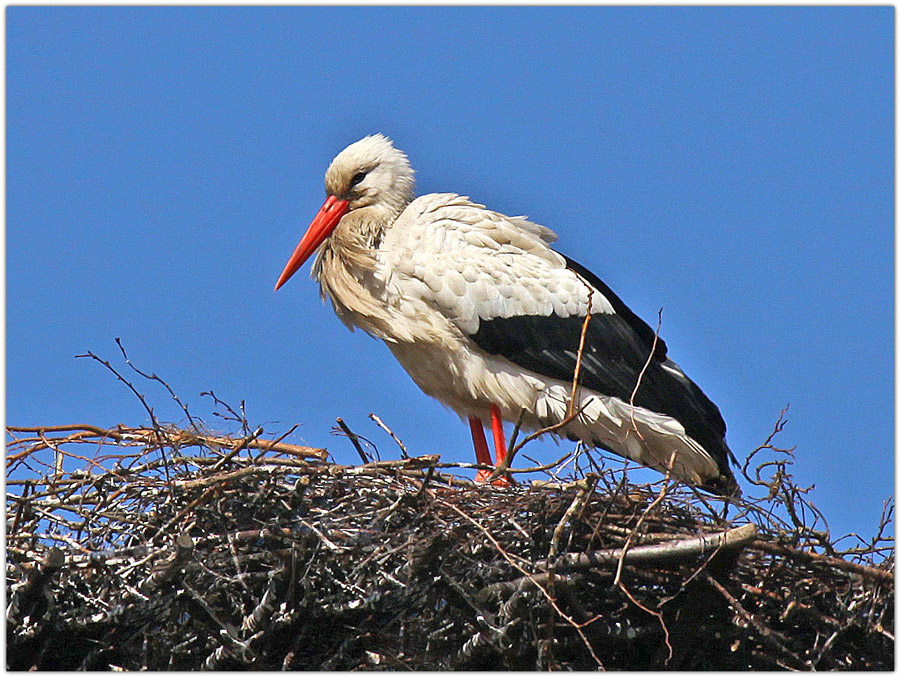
[{"left": 7, "top": 7, "right": 894, "bottom": 540}]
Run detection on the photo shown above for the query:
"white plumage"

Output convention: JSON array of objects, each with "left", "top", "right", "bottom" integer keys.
[{"left": 276, "top": 134, "right": 738, "bottom": 495}]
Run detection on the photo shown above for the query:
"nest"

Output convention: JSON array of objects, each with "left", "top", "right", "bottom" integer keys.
[{"left": 6, "top": 414, "right": 893, "bottom": 671}]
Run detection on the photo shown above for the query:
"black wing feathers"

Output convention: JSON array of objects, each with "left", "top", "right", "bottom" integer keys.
[
  {"left": 469, "top": 255, "right": 734, "bottom": 473},
  {"left": 563, "top": 255, "right": 668, "bottom": 361}
]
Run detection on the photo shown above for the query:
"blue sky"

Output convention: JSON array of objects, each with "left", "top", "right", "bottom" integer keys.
[{"left": 7, "top": 7, "right": 894, "bottom": 540}]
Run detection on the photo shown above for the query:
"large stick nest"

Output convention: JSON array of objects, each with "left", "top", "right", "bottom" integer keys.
[{"left": 6, "top": 415, "right": 893, "bottom": 671}]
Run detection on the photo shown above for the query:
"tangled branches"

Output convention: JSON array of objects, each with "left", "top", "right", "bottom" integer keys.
[{"left": 6, "top": 415, "right": 894, "bottom": 670}]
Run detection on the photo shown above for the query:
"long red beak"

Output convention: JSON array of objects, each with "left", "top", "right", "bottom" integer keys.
[{"left": 275, "top": 195, "right": 350, "bottom": 291}]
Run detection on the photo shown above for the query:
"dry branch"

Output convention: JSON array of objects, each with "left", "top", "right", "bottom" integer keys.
[{"left": 7, "top": 424, "right": 327, "bottom": 462}]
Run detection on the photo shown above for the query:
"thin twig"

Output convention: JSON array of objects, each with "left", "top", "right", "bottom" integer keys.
[
  {"left": 335, "top": 418, "right": 373, "bottom": 463},
  {"left": 369, "top": 413, "right": 409, "bottom": 459},
  {"left": 115, "top": 338, "right": 200, "bottom": 432},
  {"left": 628, "top": 307, "right": 662, "bottom": 441}
]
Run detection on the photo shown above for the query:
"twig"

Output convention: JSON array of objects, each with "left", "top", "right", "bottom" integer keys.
[
  {"left": 115, "top": 338, "right": 200, "bottom": 432},
  {"left": 549, "top": 475, "right": 598, "bottom": 561},
  {"left": 627, "top": 308, "right": 662, "bottom": 440},
  {"left": 200, "top": 390, "right": 250, "bottom": 434},
  {"left": 567, "top": 288, "right": 594, "bottom": 419},
  {"left": 749, "top": 539, "right": 894, "bottom": 584},
  {"left": 299, "top": 520, "right": 344, "bottom": 552},
  {"left": 369, "top": 413, "right": 409, "bottom": 459},
  {"left": 5, "top": 425, "right": 327, "bottom": 464},
  {"left": 75, "top": 351, "right": 160, "bottom": 432},
  {"left": 211, "top": 428, "right": 264, "bottom": 471},
  {"left": 335, "top": 418, "right": 372, "bottom": 463}
]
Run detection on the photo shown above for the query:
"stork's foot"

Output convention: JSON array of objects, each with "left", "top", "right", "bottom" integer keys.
[
  {"left": 469, "top": 408, "right": 515, "bottom": 486},
  {"left": 475, "top": 467, "right": 515, "bottom": 486}
]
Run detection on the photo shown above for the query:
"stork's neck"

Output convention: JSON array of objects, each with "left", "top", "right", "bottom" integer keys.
[
  {"left": 312, "top": 200, "right": 405, "bottom": 307},
  {"left": 355, "top": 200, "right": 407, "bottom": 245},
  {"left": 311, "top": 201, "right": 408, "bottom": 343}
]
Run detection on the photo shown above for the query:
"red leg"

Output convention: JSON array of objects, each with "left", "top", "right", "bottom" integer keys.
[
  {"left": 469, "top": 416, "right": 493, "bottom": 482},
  {"left": 470, "top": 412, "right": 512, "bottom": 485},
  {"left": 489, "top": 404, "right": 514, "bottom": 485},
  {"left": 490, "top": 404, "right": 507, "bottom": 467}
]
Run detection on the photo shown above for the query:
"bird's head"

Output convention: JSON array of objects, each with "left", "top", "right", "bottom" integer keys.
[
  {"left": 325, "top": 133, "right": 416, "bottom": 212},
  {"left": 275, "top": 134, "right": 416, "bottom": 291}
]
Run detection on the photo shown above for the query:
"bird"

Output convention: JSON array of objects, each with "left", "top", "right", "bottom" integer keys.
[{"left": 275, "top": 134, "right": 739, "bottom": 496}]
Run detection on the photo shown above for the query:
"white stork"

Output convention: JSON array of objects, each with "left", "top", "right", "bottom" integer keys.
[{"left": 275, "top": 134, "right": 738, "bottom": 496}]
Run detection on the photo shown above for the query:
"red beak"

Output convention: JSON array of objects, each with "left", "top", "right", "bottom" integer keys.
[{"left": 275, "top": 195, "right": 350, "bottom": 291}]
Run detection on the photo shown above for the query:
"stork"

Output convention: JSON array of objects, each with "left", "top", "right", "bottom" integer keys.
[{"left": 275, "top": 134, "right": 739, "bottom": 496}]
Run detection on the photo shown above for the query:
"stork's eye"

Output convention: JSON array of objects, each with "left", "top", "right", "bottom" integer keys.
[{"left": 349, "top": 171, "right": 367, "bottom": 187}]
